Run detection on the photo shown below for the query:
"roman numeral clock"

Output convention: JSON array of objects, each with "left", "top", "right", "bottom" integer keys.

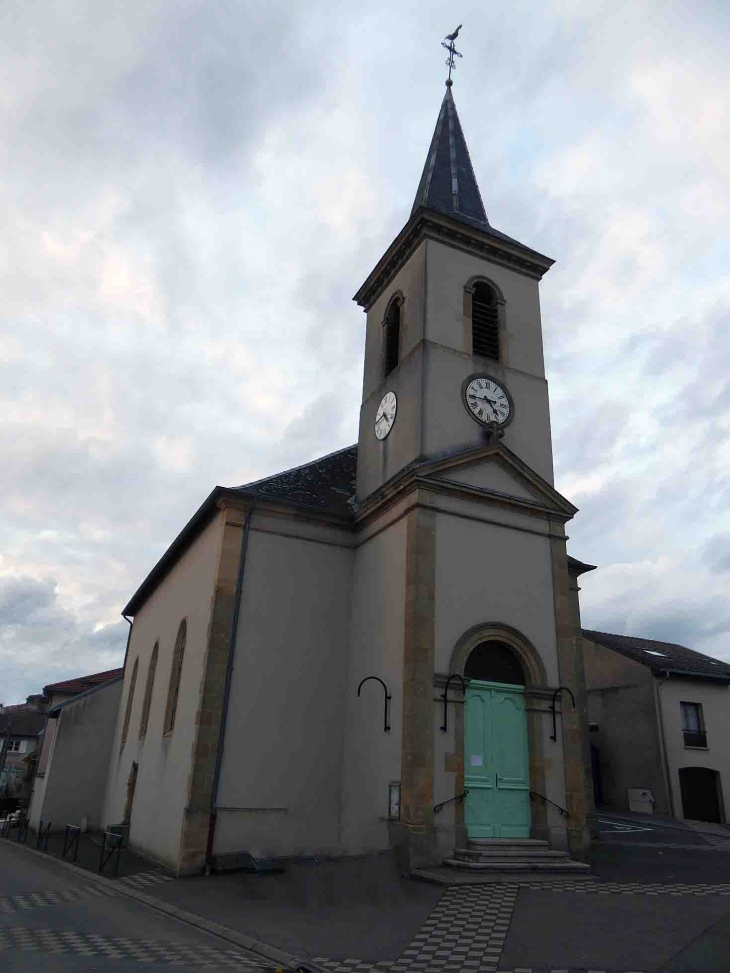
[{"left": 462, "top": 375, "right": 514, "bottom": 429}]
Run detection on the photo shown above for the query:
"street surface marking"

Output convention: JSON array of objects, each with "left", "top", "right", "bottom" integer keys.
[{"left": 0, "top": 926, "right": 268, "bottom": 970}]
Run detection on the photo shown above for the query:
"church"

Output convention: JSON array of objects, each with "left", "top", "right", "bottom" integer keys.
[{"left": 101, "top": 78, "right": 595, "bottom": 877}]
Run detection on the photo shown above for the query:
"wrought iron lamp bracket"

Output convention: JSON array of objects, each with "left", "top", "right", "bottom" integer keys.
[{"left": 357, "top": 676, "right": 392, "bottom": 732}]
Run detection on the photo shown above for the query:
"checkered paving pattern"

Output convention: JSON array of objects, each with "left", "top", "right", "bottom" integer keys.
[
  {"left": 313, "top": 879, "right": 730, "bottom": 973},
  {"left": 117, "top": 869, "right": 175, "bottom": 889},
  {"left": 518, "top": 881, "right": 730, "bottom": 895},
  {"left": 316, "top": 884, "right": 518, "bottom": 973},
  {"left": 599, "top": 838, "right": 730, "bottom": 852},
  {"left": 0, "top": 926, "right": 267, "bottom": 969},
  {"left": 313, "top": 961, "right": 648, "bottom": 973},
  {"left": 0, "top": 884, "right": 118, "bottom": 914}
]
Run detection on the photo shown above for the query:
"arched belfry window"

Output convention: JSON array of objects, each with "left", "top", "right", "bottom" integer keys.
[
  {"left": 163, "top": 620, "right": 187, "bottom": 736},
  {"left": 471, "top": 281, "right": 500, "bottom": 361},
  {"left": 383, "top": 296, "right": 402, "bottom": 377},
  {"left": 120, "top": 658, "right": 139, "bottom": 752},
  {"left": 138, "top": 641, "right": 159, "bottom": 739}
]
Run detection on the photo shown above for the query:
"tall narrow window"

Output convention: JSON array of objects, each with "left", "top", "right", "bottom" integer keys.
[
  {"left": 163, "top": 620, "right": 187, "bottom": 736},
  {"left": 138, "top": 641, "right": 159, "bottom": 739},
  {"left": 119, "top": 659, "right": 138, "bottom": 752},
  {"left": 681, "top": 701, "right": 707, "bottom": 748},
  {"left": 471, "top": 281, "right": 500, "bottom": 360},
  {"left": 383, "top": 298, "right": 401, "bottom": 377}
]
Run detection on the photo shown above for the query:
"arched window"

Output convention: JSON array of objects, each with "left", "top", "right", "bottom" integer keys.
[
  {"left": 383, "top": 297, "right": 401, "bottom": 377},
  {"left": 163, "top": 620, "right": 187, "bottom": 736},
  {"left": 119, "top": 658, "right": 139, "bottom": 752},
  {"left": 471, "top": 281, "right": 500, "bottom": 361},
  {"left": 464, "top": 640, "right": 525, "bottom": 686},
  {"left": 138, "top": 641, "right": 159, "bottom": 739}
]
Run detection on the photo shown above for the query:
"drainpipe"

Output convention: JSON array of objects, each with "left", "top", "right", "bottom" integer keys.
[
  {"left": 653, "top": 670, "right": 674, "bottom": 816},
  {"left": 121, "top": 614, "right": 134, "bottom": 672},
  {"left": 204, "top": 504, "right": 256, "bottom": 875}
]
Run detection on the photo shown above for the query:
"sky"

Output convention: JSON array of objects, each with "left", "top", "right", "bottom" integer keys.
[{"left": 2, "top": 0, "right": 730, "bottom": 703}]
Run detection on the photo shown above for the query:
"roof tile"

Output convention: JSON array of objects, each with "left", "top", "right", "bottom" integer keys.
[{"left": 583, "top": 629, "right": 730, "bottom": 681}]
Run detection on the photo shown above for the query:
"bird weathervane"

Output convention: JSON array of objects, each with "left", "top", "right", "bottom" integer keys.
[{"left": 442, "top": 25, "right": 463, "bottom": 86}]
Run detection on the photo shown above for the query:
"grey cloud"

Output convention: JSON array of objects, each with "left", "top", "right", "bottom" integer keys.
[{"left": 0, "top": 577, "right": 127, "bottom": 703}]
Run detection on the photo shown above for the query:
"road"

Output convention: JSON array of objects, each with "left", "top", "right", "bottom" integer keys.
[{"left": 0, "top": 836, "right": 271, "bottom": 972}]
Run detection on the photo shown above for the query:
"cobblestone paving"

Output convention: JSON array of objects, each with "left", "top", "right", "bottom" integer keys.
[
  {"left": 117, "top": 869, "right": 175, "bottom": 890},
  {"left": 0, "top": 884, "right": 120, "bottom": 913},
  {"left": 313, "top": 880, "right": 730, "bottom": 973},
  {"left": 0, "top": 926, "right": 267, "bottom": 969}
]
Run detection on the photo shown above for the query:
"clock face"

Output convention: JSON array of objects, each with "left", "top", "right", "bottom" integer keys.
[
  {"left": 463, "top": 375, "right": 513, "bottom": 427},
  {"left": 374, "top": 391, "right": 397, "bottom": 440}
]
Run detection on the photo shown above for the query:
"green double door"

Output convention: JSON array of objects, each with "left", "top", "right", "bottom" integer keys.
[{"left": 464, "top": 679, "right": 531, "bottom": 838}]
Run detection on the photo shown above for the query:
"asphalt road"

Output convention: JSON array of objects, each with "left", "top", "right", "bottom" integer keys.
[{"left": 0, "top": 837, "right": 271, "bottom": 972}]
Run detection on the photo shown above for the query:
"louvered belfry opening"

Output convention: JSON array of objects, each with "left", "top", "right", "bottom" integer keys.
[
  {"left": 471, "top": 282, "right": 500, "bottom": 361},
  {"left": 383, "top": 299, "right": 401, "bottom": 377}
]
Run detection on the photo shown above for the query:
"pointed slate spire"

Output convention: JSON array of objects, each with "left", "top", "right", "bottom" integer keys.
[{"left": 411, "top": 84, "right": 488, "bottom": 226}]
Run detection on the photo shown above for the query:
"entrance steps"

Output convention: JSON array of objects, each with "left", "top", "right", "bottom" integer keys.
[{"left": 442, "top": 838, "right": 590, "bottom": 875}]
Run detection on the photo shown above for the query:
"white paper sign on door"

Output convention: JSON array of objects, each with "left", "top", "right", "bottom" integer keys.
[{"left": 470, "top": 755, "right": 484, "bottom": 767}]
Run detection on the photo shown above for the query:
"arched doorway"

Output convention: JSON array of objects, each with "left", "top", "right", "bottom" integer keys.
[
  {"left": 679, "top": 767, "right": 723, "bottom": 823},
  {"left": 463, "top": 640, "right": 530, "bottom": 838}
]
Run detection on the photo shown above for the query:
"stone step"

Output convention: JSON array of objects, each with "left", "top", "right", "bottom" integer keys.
[
  {"left": 412, "top": 866, "right": 595, "bottom": 886},
  {"left": 455, "top": 847, "right": 571, "bottom": 862},
  {"left": 468, "top": 838, "right": 550, "bottom": 848},
  {"left": 443, "top": 857, "right": 590, "bottom": 873}
]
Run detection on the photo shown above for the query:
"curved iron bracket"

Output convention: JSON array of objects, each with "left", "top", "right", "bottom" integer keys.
[
  {"left": 357, "top": 676, "right": 391, "bottom": 732},
  {"left": 550, "top": 686, "right": 576, "bottom": 741},
  {"left": 440, "top": 674, "right": 467, "bottom": 732}
]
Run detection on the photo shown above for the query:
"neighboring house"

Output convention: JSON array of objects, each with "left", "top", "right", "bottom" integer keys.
[
  {"left": 0, "top": 708, "right": 46, "bottom": 800},
  {"left": 28, "top": 669, "right": 123, "bottom": 828},
  {"left": 582, "top": 630, "right": 730, "bottom": 823},
  {"left": 102, "top": 85, "right": 596, "bottom": 878},
  {"left": 27, "top": 675, "right": 124, "bottom": 832}
]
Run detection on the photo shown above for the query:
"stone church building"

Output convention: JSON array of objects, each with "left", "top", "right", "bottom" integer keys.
[{"left": 102, "top": 83, "right": 595, "bottom": 876}]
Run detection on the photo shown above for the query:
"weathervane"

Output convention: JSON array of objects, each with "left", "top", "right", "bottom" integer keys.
[{"left": 442, "top": 24, "right": 463, "bottom": 86}]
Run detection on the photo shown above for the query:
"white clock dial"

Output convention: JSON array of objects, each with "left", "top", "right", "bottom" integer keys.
[
  {"left": 464, "top": 376, "right": 512, "bottom": 426},
  {"left": 374, "top": 391, "right": 397, "bottom": 440}
]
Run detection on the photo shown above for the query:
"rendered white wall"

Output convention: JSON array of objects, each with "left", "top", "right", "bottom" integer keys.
[
  {"left": 102, "top": 511, "right": 225, "bottom": 871},
  {"left": 32, "top": 681, "right": 122, "bottom": 832},
  {"left": 658, "top": 677, "right": 730, "bottom": 820},
  {"left": 341, "top": 514, "right": 407, "bottom": 854},
  {"left": 215, "top": 518, "right": 354, "bottom": 859}
]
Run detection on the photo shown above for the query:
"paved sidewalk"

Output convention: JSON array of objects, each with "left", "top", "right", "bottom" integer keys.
[{"left": 8, "top": 812, "right": 730, "bottom": 972}]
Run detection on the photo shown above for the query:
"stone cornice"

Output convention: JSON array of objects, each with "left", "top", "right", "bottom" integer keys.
[
  {"left": 353, "top": 444, "right": 576, "bottom": 529},
  {"left": 353, "top": 209, "right": 554, "bottom": 311}
]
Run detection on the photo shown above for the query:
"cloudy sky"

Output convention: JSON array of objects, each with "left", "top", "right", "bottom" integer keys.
[{"left": 2, "top": 0, "right": 730, "bottom": 703}]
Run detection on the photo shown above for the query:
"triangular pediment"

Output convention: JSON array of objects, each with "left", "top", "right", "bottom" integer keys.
[{"left": 418, "top": 444, "right": 577, "bottom": 518}]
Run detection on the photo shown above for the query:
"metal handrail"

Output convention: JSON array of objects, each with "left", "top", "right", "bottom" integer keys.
[
  {"left": 434, "top": 790, "right": 469, "bottom": 814},
  {"left": 529, "top": 790, "right": 569, "bottom": 819}
]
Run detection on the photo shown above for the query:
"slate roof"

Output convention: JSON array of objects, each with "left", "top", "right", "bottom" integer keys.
[
  {"left": 410, "top": 86, "right": 543, "bottom": 257},
  {"left": 232, "top": 445, "right": 358, "bottom": 519},
  {"left": 43, "top": 668, "right": 124, "bottom": 697},
  {"left": 0, "top": 712, "right": 45, "bottom": 737},
  {"left": 583, "top": 630, "right": 730, "bottom": 682}
]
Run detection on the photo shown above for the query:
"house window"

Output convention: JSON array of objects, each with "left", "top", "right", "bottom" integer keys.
[
  {"left": 681, "top": 701, "right": 707, "bottom": 748},
  {"left": 163, "top": 620, "right": 187, "bottom": 736},
  {"left": 119, "top": 658, "right": 139, "bottom": 752},
  {"left": 138, "top": 641, "right": 159, "bottom": 739},
  {"left": 6, "top": 739, "right": 22, "bottom": 753},
  {"left": 471, "top": 281, "right": 500, "bottom": 360},
  {"left": 383, "top": 298, "right": 401, "bottom": 377}
]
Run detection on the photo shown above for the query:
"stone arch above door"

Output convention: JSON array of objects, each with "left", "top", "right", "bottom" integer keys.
[{"left": 449, "top": 623, "right": 547, "bottom": 687}]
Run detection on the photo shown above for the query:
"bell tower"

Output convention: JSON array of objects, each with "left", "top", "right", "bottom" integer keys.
[{"left": 354, "top": 83, "right": 555, "bottom": 504}]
